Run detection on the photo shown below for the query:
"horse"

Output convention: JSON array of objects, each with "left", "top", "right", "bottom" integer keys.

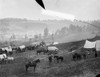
[
  {"left": 25, "top": 59, "right": 40, "bottom": 72},
  {"left": 48, "top": 55, "right": 53, "bottom": 64},
  {"left": 37, "top": 49, "right": 48, "bottom": 55},
  {"left": 54, "top": 55, "right": 64, "bottom": 63},
  {"left": 73, "top": 53, "right": 81, "bottom": 61}
]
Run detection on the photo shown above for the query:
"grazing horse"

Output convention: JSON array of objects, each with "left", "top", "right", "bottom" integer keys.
[
  {"left": 25, "top": 59, "right": 40, "bottom": 72},
  {"left": 54, "top": 55, "right": 64, "bottom": 63}
]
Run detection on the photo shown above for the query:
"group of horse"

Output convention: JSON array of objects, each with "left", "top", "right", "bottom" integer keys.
[
  {"left": 25, "top": 45, "right": 64, "bottom": 72},
  {"left": 72, "top": 47, "right": 98, "bottom": 61},
  {"left": 25, "top": 54, "right": 64, "bottom": 72},
  {"left": 48, "top": 55, "right": 64, "bottom": 63}
]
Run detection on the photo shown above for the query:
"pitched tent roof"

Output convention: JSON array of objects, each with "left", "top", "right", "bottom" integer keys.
[{"left": 84, "top": 40, "right": 96, "bottom": 48}]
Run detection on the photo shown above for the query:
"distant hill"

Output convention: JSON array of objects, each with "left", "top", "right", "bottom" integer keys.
[
  {"left": 0, "top": 18, "right": 100, "bottom": 43},
  {"left": 0, "top": 18, "right": 97, "bottom": 35}
]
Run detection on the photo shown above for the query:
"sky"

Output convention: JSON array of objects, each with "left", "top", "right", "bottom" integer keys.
[{"left": 0, "top": 0, "right": 100, "bottom": 20}]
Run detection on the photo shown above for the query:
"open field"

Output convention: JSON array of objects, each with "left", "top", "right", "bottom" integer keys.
[{"left": 0, "top": 42, "right": 100, "bottom": 77}]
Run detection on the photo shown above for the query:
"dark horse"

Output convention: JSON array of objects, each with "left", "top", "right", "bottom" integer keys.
[
  {"left": 37, "top": 49, "right": 48, "bottom": 55},
  {"left": 25, "top": 59, "right": 40, "bottom": 72},
  {"left": 48, "top": 55, "right": 53, "bottom": 64},
  {"left": 54, "top": 55, "right": 64, "bottom": 63},
  {"left": 73, "top": 53, "right": 81, "bottom": 61}
]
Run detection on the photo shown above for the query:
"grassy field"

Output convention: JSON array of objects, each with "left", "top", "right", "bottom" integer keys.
[{"left": 0, "top": 42, "right": 100, "bottom": 77}]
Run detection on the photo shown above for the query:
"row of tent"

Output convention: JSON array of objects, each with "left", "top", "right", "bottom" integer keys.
[{"left": 84, "top": 40, "right": 100, "bottom": 51}]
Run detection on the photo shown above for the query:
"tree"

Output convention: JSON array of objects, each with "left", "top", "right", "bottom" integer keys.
[
  {"left": 10, "top": 34, "right": 16, "bottom": 41},
  {"left": 59, "top": 27, "right": 68, "bottom": 36},
  {"left": 34, "top": 34, "right": 39, "bottom": 41},
  {"left": 43, "top": 27, "right": 49, "bottom": 38}
]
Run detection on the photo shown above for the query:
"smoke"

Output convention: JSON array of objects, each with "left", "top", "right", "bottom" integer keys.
[{"left": 41, "top": 9, "right": 75, "bottom": 21}]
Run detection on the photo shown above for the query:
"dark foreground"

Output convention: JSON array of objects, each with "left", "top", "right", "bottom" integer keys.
[{"left": 0, "top": 49, "right": 100, "bottom": 77}]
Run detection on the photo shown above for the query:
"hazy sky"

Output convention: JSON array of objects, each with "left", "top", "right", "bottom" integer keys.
[{"left": 0, "top": 0, "right": 100, "bottom": 20}]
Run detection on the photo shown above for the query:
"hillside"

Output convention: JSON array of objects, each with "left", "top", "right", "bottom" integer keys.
[
  {"left": 55, "top": 36, "right": 100, "bottom": 51},
  {"left": 0, "top": 18, "right": 100, "bottom": 43},
  {"left": 0, "top": 18, "right": 98, "bottom": 34}
]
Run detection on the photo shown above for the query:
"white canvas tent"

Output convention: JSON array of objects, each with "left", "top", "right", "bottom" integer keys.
[
  {"left": 48, "top": 46, "right": 58, "bottom": 51},
  {"left": 84, "top": 40, "right": 100, "bottom": 51},
  {"left": 19, "top": 45, "right": 25, "bottom": 49},
  {"left": 84, "top": 40, "right": 96, "bottom": 48}
]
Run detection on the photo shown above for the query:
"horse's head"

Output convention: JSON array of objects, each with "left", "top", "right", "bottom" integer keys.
[
  {"left": 74, "top": 53, "right": 78, "bottom": 55},
  {"left": 37, "top": 59, "right": 40, "bottom": 63}
]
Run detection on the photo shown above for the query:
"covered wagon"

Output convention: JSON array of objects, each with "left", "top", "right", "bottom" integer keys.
[{"left": 47, "top": 46, "right": 59, "bottom": 55}]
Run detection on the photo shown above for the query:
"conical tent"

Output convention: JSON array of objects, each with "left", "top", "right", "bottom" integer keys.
[{"left": 35, "top": 0, "right": 45, "bottom": 9}]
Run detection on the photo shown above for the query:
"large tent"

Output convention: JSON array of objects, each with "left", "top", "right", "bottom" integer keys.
[
  {"left": 84, "top": 40, "right": 96, "bottom": 48},
  {"left": 84, "top": 40, "right": 100, "bottom": 51}
]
